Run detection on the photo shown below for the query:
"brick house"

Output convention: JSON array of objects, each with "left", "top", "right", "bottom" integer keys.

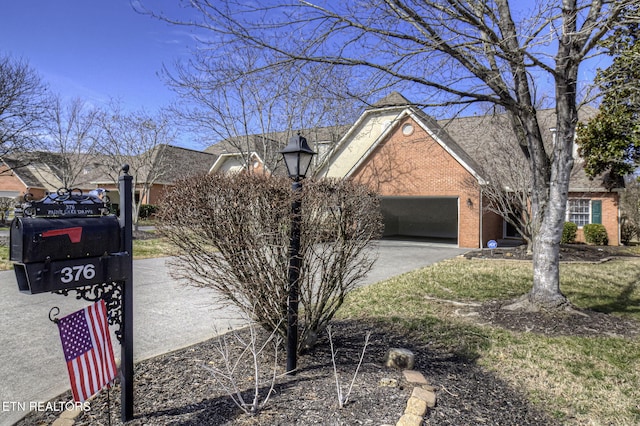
[
  {"left": 0, "top": 145, "right": 217, "bottom": 210},
  {"left": 314, "top": 92, "right": 621, "bottom": 248},
  {"left": 0, "top": 154, "right": 67, "bottom": 201}
]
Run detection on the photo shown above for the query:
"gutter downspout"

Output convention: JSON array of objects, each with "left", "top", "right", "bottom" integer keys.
[{"left": 479, "top": 186, "right": 484, "bottom": 249}]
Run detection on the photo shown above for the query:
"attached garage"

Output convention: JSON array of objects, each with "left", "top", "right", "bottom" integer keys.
[{"left": 380, "top": 196, "right": 458, "bottom": 244}]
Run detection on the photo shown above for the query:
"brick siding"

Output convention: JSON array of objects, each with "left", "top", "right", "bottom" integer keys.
[{"left": 352, "top": 117, "right": 482, "bottom": 248}]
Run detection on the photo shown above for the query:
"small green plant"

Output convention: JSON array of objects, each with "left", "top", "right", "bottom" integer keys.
[
  {"left": 583, "top": 224, "right": 608, "bottom": 245},
  {"left": 561, "top": 222, "right": 577, "bottom": 244},
  {"left": 138, "top": 204, "right": 158, "bottom": 219}
]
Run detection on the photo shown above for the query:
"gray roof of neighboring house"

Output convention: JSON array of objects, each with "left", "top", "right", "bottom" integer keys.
[
  {"left": 3, "top": 153, "right": 65, "bottom": 190},
  {"left": 205, "top": 126, "right": 351, "bottom": 154},
  {"left": 435, "top": 105, "right": 616, "bottom": 192},
  {"left": 205, "top": 125, "right": 351, "bottom": 177},
  {"left": 368, "top": 91, "right": 412, "bottom": 109},
  {"left": 3, "top": 145, "right": 218, "bottom": 191},
  {"left": 151, "top": 144, "right": 218, "bottom": 184}
]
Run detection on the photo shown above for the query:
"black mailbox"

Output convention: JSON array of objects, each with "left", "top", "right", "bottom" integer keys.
[
  {"left": 10, "top": 216, "right": 121, "bottom": 264},
  {"left": 9, "top": 215, "right": 127, "bottom": 294}
]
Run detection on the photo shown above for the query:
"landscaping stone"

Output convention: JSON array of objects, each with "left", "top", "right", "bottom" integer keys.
[
  {"left": 385, "top": 348, "right": 415, "bottom": 369},
  {"left": 379, "top": 377, "right": 399, "bottom": 387},
  {"left": 59, "top": 406, "right": 83, "bottom": 420},
  {"left": 396, "top": 413, "right": 423, "bottom": 426},
  {"left": 404, "top": 395, "right": 428, "bottom": 416},
  {"left": 403, "top": 369, "right": 429, "bottom": 385},
  {"left": 413, "top": 386, "right": 437, "bottom": 408}
]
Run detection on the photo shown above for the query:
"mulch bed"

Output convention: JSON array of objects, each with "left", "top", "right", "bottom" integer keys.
[
  {"left": 17, "top": 319, "right": 557, "bottom": 426},
  {"left": 463, "top": 243, "right": 631, "bottom": 262},
  {"left": 478, "top": 301, "right": 640, "bottom": 339}
]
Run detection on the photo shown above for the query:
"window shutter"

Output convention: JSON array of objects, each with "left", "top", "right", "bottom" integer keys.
[{"left": 591, "top": 200, "right": 602, "bottom": 224}]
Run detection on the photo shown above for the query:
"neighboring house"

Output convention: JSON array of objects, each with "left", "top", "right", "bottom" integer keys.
[
  {"left": 205, "top": 125, "right": 351, "bottom": 175},
  {"left": 90, "top": 145, "right": 218, "bottom": 207},
  {"left": 0, "top": 145, "right": 217, "bottom": 209},
  {"left": 0, "top": 154, "right": 66, "bottom": 201},
  {"left": 209, "top": 152, "right": 267, "bottom": 175}
]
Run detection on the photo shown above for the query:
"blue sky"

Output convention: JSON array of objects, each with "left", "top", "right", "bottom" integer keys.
[{"left": 0, "top": 1, "right": 192, "bottom": 115}]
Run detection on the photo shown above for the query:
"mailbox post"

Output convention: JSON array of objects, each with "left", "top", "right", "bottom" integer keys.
[
  {"left": 9, "top": 165, "right": 135, "bottom": 422},
  {"left": 119, "top": 166, "right": 134, "bottom": 422}
]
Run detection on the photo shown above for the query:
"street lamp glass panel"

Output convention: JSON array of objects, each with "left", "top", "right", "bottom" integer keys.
[{"left": 280, "top": 134, "right": 316, "bottom": 179}]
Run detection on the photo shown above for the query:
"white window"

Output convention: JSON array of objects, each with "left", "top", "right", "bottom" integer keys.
[{"left": 567, "top": 199, "right": 590, "bottom": 227}]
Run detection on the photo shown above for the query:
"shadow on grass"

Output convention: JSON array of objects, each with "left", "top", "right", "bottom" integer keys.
[{"left": 586, "top": 279, "right": 640, "bottom": 316}]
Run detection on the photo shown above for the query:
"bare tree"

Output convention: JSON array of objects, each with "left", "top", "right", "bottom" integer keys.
[
  {"left": 95, "top": 102, "right": 177, "bottom": 227},
  {"left": 0, "top": 54, "right": 49, "bottom": 160},
  {"left": 143, "top": 0, "right": 632, "bottom": 310},
  {"left": 42, "top": 96, "right": 100, "bottom": 188},
  {"left": 161, "top": 31, "right": 362, "bottom": 171},
  {"left": 619, "top": 178, "right": 640, "bottom": 244},
  {"left": 156, "top": 173, "right": 383, "bottom": 353}
]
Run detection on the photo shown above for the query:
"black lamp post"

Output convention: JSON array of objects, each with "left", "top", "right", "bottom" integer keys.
[{"left": 280, "top": 133, "right": 316, "bottom": 374}]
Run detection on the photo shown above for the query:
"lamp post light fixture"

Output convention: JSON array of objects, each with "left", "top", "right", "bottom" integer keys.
[{"left": 280, "top": 133, "right": 316, "bottom": 374}]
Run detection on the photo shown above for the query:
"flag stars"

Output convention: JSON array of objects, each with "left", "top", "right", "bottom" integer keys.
[{"left": 59, "top": 310, "right": 93, "bottom": 361}]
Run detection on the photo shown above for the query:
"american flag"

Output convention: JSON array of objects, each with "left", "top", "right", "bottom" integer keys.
[{"left": 57, "top": 299, "right": 118, "bottom": 402}]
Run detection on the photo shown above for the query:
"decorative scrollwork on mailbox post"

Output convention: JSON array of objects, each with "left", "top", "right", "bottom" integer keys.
[
  {"left": 55, "top": 282, "right": 124, "bottom": 342},
  {"left": 10, "top": 186, "right": 128, "bottom": 341}
]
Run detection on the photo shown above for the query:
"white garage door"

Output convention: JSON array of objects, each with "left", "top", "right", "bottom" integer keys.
[{"left": 380, "top": 196, "right": 458, "bottom": 243}]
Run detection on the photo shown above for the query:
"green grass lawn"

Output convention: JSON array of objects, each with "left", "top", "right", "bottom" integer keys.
[{"left": 338, "top": 257, "right": 640, "bottom": 425}]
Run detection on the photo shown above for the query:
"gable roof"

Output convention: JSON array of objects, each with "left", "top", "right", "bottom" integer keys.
[
  {"left": 316, "top": 95, "right": 487, "bottom": 184},
  {"left": 2, "top": 153, "right": 65, "bottom": 190},
  {"left": 2, "top": 145, "right": 218, "bottom": 191},
  {"left": 209, "top": 152, "right": 266, "bottom": 174},
  {"left": 368, "top": 91, "right": 412, "bottom": 109},
  {"left": 205, "top": 125, "right": 351, "bottom": 177},
  {"left": 151, "top": 145, "right": 218, "bottom": 184}
]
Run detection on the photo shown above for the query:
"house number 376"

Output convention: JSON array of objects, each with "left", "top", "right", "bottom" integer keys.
[{"left": 60, "top": 264, "right": 96, "bottom": 283}]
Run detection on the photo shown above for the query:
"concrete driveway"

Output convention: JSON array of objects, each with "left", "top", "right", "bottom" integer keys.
[{"left": 0, "top": 240, "right": 464, "bottom": 426}]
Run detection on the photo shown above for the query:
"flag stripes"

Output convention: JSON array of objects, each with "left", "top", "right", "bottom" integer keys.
[{"left": 57, "top": 299, "right": 117, "bottom": 402}]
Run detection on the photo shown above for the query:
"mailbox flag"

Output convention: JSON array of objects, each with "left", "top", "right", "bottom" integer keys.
[{"left": 56, "top": 299, "right": 117, "bottom": 402}]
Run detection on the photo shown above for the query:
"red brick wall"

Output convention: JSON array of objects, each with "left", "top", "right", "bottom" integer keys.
[
  {"left": 352, "top": 117, "right": 482, "bottom": 248},
  {"left": 482, "top": 210, "right": 504, "bottom": 246},
  {"left": 0, "top": 165, "right": 29, "bottom": 195},
  {"left": 570, "top": 192, "right": 619, "bottom": 246}
]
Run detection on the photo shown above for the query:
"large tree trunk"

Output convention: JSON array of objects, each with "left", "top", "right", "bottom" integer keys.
[{"left": 526, "top": 12, "right": 581, "bottom": 310}]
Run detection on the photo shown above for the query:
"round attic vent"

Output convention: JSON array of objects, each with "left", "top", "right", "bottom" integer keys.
[{"left": 402, "top": 123, "right": 414, "bottom": 136}]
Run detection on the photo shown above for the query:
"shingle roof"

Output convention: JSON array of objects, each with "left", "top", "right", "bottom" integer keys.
[
  {"left": 368, "top": 91, "right": 412, "bottom": 109},
  {"left": 3, "top": 145, "right": 218, "bottom": 190},
  {"left": 205, "top": 125, "right": 351, "bottom": 177},
  {"left": 3, "top": 153, "right": 64, "bottom": 190},
  {"left": 435, "top": 105, "right": 613, "bottom": 192},
  {"left": 151, "top": 145, "right": 218, "bottom": 183}
]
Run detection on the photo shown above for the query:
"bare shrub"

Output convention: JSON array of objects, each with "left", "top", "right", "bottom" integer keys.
[
  {"left": 157, "top": 173, "right": 382, "bottom": 351},
  {"left": 204, "top": 323, "right": 282, "bottom": 416},
  {"left": 327, "top": 326, "right": 371, "bottom": 409}
]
